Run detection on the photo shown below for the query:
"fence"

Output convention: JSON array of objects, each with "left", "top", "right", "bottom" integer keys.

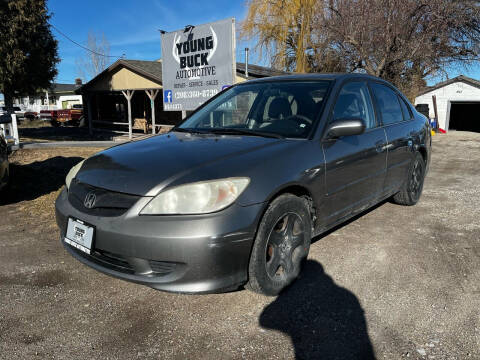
[{"left": 0, "top": 114, "right": 20, "bottom": 148}]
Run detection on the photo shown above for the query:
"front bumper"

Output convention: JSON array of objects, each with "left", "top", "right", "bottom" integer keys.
[{"left": 55, "top": 188, "right": 264, "bottom": 293}]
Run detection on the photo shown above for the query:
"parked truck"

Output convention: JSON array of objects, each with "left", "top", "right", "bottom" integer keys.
[
  {"left": 51, "top": 104, "right": 83, "bottom": 127},
  {"left": 40, "top": 109, "right": 58, "bottom": 124}
]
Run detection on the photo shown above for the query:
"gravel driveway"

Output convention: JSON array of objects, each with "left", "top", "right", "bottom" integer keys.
[{"left": 0, "top": 132, "right": 478, "bottom": 359}]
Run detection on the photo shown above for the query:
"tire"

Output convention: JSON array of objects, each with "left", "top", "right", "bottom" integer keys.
[
  {"left": 392, "top": 152, "right": 426, "bottom": 206},
  {"left": 50, "top": 120, "right": 60, "bottom": 127},
  {"left": 246, "top": 194, "right": 312, "bottom": 296}
]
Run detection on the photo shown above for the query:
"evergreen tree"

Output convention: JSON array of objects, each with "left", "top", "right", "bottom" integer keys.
[{"left": 0, "top": 0, "right": 59, "bottom": 109}]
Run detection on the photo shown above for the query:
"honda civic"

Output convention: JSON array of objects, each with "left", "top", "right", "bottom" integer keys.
[{"left": 55, "top": 74, "right": 431, "bottom": 295}]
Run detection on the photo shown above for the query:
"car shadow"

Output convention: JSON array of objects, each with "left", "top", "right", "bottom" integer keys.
[
  {"left": 0, "top": 156, "right": 83, "bottom": 205},
  {"left": 311, "top": 199, "right": 389, "bottom": 245},
  {"left": 259, "top": 260, "right": 375, "bottom": 360},
  {"left": 18, "top": 126, "right": 119, "bottom": 142}
]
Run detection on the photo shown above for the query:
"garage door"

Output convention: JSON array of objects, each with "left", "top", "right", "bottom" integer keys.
[{"left": 448, "top": 102, "right": 480, "bottom": 133}]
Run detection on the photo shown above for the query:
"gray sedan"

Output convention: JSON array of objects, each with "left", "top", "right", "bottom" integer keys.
[{"left": 55, "top": 74, "right": 431, "bottom": 295}]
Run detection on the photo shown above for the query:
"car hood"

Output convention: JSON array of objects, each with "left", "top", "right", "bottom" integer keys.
[{"left": 76, "top": 131, "right": 284, "bottom": 196}]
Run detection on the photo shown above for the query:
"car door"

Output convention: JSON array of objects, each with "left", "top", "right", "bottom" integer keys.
[
  {"left": 369, "top": 82, "right": 415, "bottom": 194},
  {"left": 321, "top": 81, "right": 387, "bottom": 226}
]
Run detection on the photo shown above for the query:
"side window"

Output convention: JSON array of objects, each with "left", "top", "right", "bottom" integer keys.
[
  {"left": 332, "top": 81, "right": 376, "bottom": 129},
  {"left": 398, "top": 96, "right": 413, "bottom": 121},
  {"left": 370, "top": 83, "right": 403, "bottom": 126}
]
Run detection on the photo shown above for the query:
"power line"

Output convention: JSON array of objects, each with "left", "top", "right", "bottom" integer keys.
[{"left": 50, "top": 23, "right": 124, "bottom": 59}]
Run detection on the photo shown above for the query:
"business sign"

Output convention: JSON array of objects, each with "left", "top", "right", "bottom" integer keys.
[{"left": 161, "top": 18, "right": 236, "bottom": 111}]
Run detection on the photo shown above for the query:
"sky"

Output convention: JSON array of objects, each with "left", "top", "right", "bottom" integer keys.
[
  {"left": 48, "top": 0, "right": 254, "bottom": 84},
  {"left": 1, "top": 0, "right": 480, "bottom": 102}
]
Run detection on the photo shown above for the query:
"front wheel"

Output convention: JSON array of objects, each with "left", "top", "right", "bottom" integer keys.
[
  {"left": 246, "top": 194, "right": 312, "bottom": 296},
  {"left": 392, "top": 152, "right": 426, "bottom": 206}
]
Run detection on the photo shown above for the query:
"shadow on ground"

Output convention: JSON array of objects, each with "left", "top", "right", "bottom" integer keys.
[
  {"left": 311, "top": 199, "right": 388, "bottom": 245},
  {"left": 0, "top": 156, "right": 83, "bottom": 205},
  {"left": 260, "top": 260, "right": 375, "bottom": 360},
  {"left": 19, "top": 126, "right": 146, "bottom": 142}
]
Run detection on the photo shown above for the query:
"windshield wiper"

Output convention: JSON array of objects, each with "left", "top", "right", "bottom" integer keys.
[
  {"left": 171, "top": 127, "right": 208, "bottom": 135},
  {"left": 206, "top": 128, "right": 285, "bottom": 139}
]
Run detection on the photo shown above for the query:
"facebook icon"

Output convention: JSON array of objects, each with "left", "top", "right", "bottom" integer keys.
[{"left": 164, "top": 90, "right": 173, "bottom": 103}]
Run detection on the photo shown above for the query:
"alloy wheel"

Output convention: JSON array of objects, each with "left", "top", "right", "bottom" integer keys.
[{"left": 265, "top": 213, "right": 306, "bottom": 281}]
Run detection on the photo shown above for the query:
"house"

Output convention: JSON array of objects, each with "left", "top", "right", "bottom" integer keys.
[
  {"left": 414, "top": 75, "right": 480, "bottom": 133},
  {"left": 77, "top": 59, "right": 287, "bottom": 137},
  {"left": 13, "top": 80, "right": 83, "bottom": 113}
]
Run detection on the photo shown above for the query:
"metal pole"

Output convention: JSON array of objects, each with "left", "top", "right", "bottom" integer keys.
[
  {"left": 432, "top": 95, "right": 439, "bottom": 132},
  {"left": 245, "top": 47, "right": 249, "bottom": 79}
]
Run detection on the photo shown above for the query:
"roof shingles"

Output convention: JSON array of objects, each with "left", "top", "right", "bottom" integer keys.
[
  {"left": 79, "top": 59, "right": 289, "bottom": 92},
  {"left": 417, "top": 75, "right": 480, "bottom": 97}
]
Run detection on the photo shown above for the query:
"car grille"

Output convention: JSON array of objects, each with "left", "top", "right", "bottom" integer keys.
[
  {"left": 149, "top": 260, "right": 177, "bottom": 274},
  {"left": 68, "top": 180, "right": 140, "bottom": 217},
  {"left": 68, "top": 244, "right": 178, "bottom": 277}
]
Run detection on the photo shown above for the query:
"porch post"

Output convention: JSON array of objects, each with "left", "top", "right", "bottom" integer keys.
[
  {"left": 86, "top": 94, "right": 93, "bottom": 135},
  {"left": 122, "top": 90, "right": 135, "bottom": 140},
  {"left": 145, "top": 89, "right": 159, "bottom": 134}
]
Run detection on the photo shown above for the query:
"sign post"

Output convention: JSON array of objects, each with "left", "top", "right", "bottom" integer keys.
[{"left": 161, "top": 18, "right": 236, "bottom": 112}]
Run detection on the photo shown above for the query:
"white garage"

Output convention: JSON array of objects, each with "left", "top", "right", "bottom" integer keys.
[{"left": 415, "top": 75, "right": 480, "bottom": 133}]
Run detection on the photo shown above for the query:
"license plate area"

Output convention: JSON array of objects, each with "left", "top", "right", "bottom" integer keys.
[{"left": 65, "top": 218, "right": 94, "bottom": 254}]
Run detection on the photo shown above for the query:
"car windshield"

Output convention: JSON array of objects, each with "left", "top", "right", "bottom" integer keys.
[{"left": 177, "top": 81, "right": 331, "bottom": 138}]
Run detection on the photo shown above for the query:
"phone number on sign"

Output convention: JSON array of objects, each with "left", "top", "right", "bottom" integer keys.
[{"left": 174, "top": 89, "right": 219, "bottom": 99}]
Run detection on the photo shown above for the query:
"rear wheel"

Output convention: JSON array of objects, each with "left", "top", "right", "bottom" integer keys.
[
  {"left": 392, "top": 152, "right": 426, "bottom": 206},
  {"left": 246, "top": 194, "right": 312, "bottom": 296}
]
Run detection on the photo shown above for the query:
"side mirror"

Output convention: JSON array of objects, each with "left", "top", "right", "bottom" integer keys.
[
  {"left": 0, "top": 114, "right": 12, "bottom": 124},
  {"left": 325, "top": 118, "right": 366, "bottom": 138}
]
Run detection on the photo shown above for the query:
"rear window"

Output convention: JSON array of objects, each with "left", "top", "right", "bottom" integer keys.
[{"left": 398, "top": 96, "right": 413, "bottom": 121}]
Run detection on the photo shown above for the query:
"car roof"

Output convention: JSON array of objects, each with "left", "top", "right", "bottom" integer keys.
[{"left": 243, "top": 73, "right": 386, "bottom": 84}]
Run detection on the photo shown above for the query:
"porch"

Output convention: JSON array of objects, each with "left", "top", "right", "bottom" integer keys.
[{"left": 79, "top": 60, "right": 182, "bottom": 139}]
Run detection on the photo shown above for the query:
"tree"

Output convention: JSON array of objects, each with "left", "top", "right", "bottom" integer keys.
[
  {"left": 76, "top": 31, "right": 111, "bottom": 81},
  {"left": 319, "top": 0, "right": 480, "bottom": 98},
  {"left": 242, "top": 0, "right": 480, "bottom": 99},
  {"left": 0, "top": 0, "right": 59, "bottom": 109},
  {"left": 242, "top": 0, "right": 319, "bottom": 72}
]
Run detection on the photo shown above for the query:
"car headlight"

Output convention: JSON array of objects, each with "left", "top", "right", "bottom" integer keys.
[
  {"left": 140, "top": 177, "right": 250, "bottom": 215},
  {"left": 65, "top": 160, "right": 85, "bottom": 190}
]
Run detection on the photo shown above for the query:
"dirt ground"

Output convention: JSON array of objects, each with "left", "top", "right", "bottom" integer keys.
[{"left": 0, "top": 132, "right": 479, "bottom": 360}]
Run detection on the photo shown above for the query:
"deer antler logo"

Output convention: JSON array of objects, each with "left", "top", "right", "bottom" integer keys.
[{"left": 172, "top": 26, "right": 217, "bottom": 80}]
